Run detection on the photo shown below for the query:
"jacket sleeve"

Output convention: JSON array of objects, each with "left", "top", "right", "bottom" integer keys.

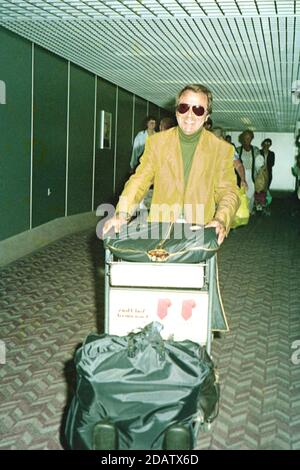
[
  {"left": 213, "top": 142, "right": 240, "bottom": 234},
  {"left": 117, "top": 137, "right": 156, "bottom": 216}
]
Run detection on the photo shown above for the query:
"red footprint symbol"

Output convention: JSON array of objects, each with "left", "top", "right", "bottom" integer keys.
[
  {"left": 181, "top": 299, "right": 196, "bottom": 320},
  {"left": 157, "top": 298, "right": 172, "bottom": 320}
]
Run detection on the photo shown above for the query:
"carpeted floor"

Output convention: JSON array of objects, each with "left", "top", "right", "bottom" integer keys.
[{"left": 0, "top": 194, "right": 300, "bottom": 450}]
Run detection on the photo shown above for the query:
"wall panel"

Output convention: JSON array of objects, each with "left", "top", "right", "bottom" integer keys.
[
  {"left": 32, "top": 46, "right": 68, "bottom": 227},
  {"left": 94, "top": 78, "right": 116, "bottom": 209},
  {"left": 133, "top": 95, "right": 148, "bottom": 137},
  {"left": 0, "top": 28, "right": 31, "bottom": 240},
  {"left": 148, "top": 101, "right": 160, "bottom": 125},
  {"left": 114, "top": 88, "right": 133, "bottom": 198},
  {"left": 68, "top": 64, "right": 94, "bottom": 215}
]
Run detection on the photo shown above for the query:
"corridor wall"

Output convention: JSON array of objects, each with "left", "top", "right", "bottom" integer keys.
[
  {"left": 0, "top": 28, "right": 32, "bottom": 240},
  {"left": 0, "top": 26, "right": 166, "bottom": 242}
]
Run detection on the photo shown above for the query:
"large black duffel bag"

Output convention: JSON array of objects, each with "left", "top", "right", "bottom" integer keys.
[
  {"left": 104, "top": 221, "right": 219, "bottom": 263},
  {"left": 65, "top": 322, "right": 219, "bottom": 450}
]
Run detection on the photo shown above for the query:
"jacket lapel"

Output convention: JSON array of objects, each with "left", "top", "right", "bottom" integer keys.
[{"left": 164, "top": 128, "right": 185, "bottom": 196}]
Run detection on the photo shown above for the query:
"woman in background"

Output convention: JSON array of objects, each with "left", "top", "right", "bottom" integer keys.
[
  {"left": 260, "top": 138, "right": 275, "bottom": 189},
  {"left": 236, "top": 130, "right": 262, "bottom": 212},
  {"left": 130, "top": 116, "right": 157, "bottom": 170}
]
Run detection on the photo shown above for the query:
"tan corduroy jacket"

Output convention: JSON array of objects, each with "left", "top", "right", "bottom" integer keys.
[{"left": 117, "top": 127, "right": 240, "bottom": 234}]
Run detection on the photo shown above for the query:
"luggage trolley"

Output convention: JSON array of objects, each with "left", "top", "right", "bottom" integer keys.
[
  {"left": 104, "top": 248, "right": 216, "bottom": 355},
  {"left": 65, "top": 224, "right": 221, "bottom": 450}
]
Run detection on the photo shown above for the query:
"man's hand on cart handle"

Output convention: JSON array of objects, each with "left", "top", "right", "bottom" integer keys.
[
  {"left": 205, "top": 219, "right": 226, "bottom": 245},
  {"left": 102, "top": 213, "right": 128, "bottom": 236}
]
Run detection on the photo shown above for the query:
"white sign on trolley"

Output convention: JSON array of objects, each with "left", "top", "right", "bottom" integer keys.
[{"left": 108, "top": 287, "right": 208, "bottom": 345}]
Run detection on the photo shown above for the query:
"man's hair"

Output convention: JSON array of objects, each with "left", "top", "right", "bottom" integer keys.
[
  {"left": 145, "top": 115, "right": 157, "bottom": 126},
  {"left": 160, "top": 116, "right": 175, "bottom": 131},
  {"left": 261, "top": 138, "right": 272, "bottom": 146},
  {"left": 239, "top": 129, "right": 254, "bottom": 143},
  {"left": 176, "top": 84, "right": 213, "bottom": 115}
]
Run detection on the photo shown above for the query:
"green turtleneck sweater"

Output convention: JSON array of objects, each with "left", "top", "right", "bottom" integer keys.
[{"left": 178, "top": 127, "right": 202, "bottom": 187}]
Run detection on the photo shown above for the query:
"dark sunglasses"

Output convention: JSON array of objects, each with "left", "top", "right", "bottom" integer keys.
[{"left": 176, "top": 103, "right": 206, "bottom": 117}]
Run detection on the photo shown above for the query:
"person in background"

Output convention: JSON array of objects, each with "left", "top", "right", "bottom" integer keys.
[
  {"left": 142, "top": 116, "right": 176, "bottom": 210},
  {"left": 225, "top": 135, "right": 236, "bottom": 148},
  {"left": 293, "top": 133, "right": 300, "bottom": 200},
  {"left": 292, "top": 153, "right": 300, "bottom": 198},
  {"left": 236, "top": 130, "right": 262, "bottom": 212},
  {"left": 159, "top": 116, "right": 175, "bottom": 131},
  {"left": 130, "top": 115, "right": 157, "bottom": 170},
  {"left": 203, "top": 116, "right": 213, "bottom": 131},
  {"left": 212, "top": 127, "right": 248, "bottom": 191},
  {"left": 290, "top": 153, "right": 300, "bottom": 217},
  {"left": 295, "top": 129, "right": 300, "bottom": 149},
  {"left": 103, "top": 83, "right": 239, "bottom": 245},
  {"left": 260, "top": 138, "right": 275, "bottom": 189}
]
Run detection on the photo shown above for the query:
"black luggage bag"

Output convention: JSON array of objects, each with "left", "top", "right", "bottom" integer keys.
[{"left": 65, "top": 322, "right": 219, "bottom": 450}]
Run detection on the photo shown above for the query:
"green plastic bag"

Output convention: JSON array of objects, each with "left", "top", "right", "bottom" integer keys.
[
  {"left": 231, "top": 187, "right": 250, "bottom": 229},
  {"left": 266, "top": 190, "right": 272, "bottom": 206}
]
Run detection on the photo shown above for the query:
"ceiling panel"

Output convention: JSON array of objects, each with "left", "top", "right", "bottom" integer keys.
[{"left": 0, "top": 0, "right": 299, "bottom": 131}]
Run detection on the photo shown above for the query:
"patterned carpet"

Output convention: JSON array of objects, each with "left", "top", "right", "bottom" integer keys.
[{"left": 0, "top": 194, "right": 300, "bottom": 450}]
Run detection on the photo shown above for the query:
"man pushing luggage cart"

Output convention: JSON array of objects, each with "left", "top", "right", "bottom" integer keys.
[
  {"left": 65, "top": 83, "right": 239, "bottom": 450},
  {"left": 99, "top": 83, "right": 239, "bottom": 450}
]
